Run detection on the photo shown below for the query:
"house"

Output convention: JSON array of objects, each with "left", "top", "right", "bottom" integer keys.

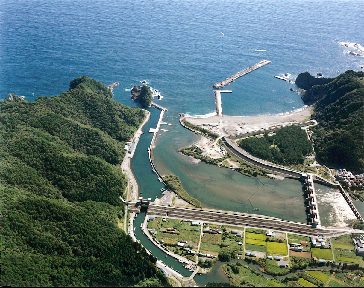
[
  {"left": 191, "top": 221, "right": 201, "bottom": 226},
  {"left": 353, "top": 236, "right": 364, "bottom": 256},
  {"left": 278, "top": 260, "right": 289, "bottom": 268}
]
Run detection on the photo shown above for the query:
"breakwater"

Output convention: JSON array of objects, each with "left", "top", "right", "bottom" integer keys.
[
  {"left": 148, "top": 103, "right": 167, "bottom": 183},
  {"left": 213, "top": 59, "right": 271, "bottom": 89}
]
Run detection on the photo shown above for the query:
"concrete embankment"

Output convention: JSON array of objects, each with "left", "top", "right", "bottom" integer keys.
[
  {"left": 148, "top": 103, "right": 167, "bottom": 183},
  {"left": 222, "top": 137, "right": 363, "bottom": 222},
  {"left": 222, "top": 137, "right": 302, "bottom": 179},
  {"left": 142, "top": 215, "right": 196, "bottom": 268}
]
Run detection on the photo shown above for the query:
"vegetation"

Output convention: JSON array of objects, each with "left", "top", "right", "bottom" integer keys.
[
  {"left": 0, "top": 77, "right": 167, "bottom": 287},
  {"left": 180, "top": 145, "right": 226, "bottom": 166},
  {"left": 239, "top": 125, "right": 313, "bottom": 165},
  {"left": 295, "top": 72, "right": 333, "bottom": 92},
  {"left": 297, "top": 70, "right": 364, "bottom": 173},
  {"left": 181, "top": 119, "right": 219, "bottom": 139},
  {"left": 130, "top": 84, "right": 152, "bottom": 108},
  {"left": 163, "top": 174, "right": 202, "bottom": 207}
]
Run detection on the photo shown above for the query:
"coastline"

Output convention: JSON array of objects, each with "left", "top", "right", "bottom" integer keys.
[
  {"left": 183, "top": 106, "right": 313, "bottom": 138},
  {"left": 121, "top": 109, "right": 151, "bottom": 201}
]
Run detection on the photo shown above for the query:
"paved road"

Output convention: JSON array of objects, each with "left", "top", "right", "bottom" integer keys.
[{"left": 147, "top": 204, "right": 358, "bottom": 237}]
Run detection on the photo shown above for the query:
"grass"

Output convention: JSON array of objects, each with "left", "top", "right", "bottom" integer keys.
[
  {"left": 163, "top": 174, "right": 202, "bottom": 207},
  {"left": 245, "top": 232, "right": 267, "bottom": 241},
  {"left": 288, "top": 234, "right": 310, "bottom": 244},
  {"left": 266, "top": 242, "right": 288, "bottom": 256},
  {"left": 332, "top": 235, "right": 355, "bottom": 250},
  {"left": 246, "top": 243, "right": 267, "bottom": 253},
  {"left": 306, "top": 270, "right": 330, "bottom": 283},
  {"left": 265, "top": 259, "right": 290, "bottom": 275},
  {"left": 153, "top": 218, "right": 201, "bottom": 251},
  {"left": 246, "top": 238, "right": 266, "bottom": 246},
  {"left": 200, "top": 233, "right": 222, "bottom": 255},
  {"left": 297, "top": 278, "right": 317, "bottom": 287},
  {"left": 223, "top": 263, "right": 285, "bottom": 287},
  {"left": 311, "top": 248, "right": 333, "bottom": 260}
]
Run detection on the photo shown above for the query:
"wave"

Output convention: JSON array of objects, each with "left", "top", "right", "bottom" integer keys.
[{"left": 184, "top": 111, "right": 217, "bottom": 118}]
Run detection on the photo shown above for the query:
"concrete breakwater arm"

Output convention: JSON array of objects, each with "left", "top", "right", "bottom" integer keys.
[
  {"left": 213, "top": 59, "right": 271, "bottom": 89},
  {"left": 148, "top": 103, "right": 168, "bottom": 183}
]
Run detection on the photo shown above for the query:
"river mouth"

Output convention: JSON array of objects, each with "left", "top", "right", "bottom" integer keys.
[{"left": 154, "top": 121, "right": 307, "bottom": 223}]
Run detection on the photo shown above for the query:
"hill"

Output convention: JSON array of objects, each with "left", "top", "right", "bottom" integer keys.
[
  {"left": 296, "top": 70, "right": 364, "bottom": 173},
  {"left": 239, "top": 125, "right": 312, "bottom": 165},
  {"left": 0, "top": 77, "right": 167, "bottom": 287}
]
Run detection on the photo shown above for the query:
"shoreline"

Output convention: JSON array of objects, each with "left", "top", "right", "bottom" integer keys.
[
  {"left": 121, "top": 109, "right": 151, "bottom": 201},
  {"left": 183, "top": 106, "right": 313, "bottom": 138}
]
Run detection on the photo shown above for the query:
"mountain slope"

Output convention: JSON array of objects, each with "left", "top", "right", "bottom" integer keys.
[
  {"left": 0, "top": 77, "right": 167, "bottom": 287},
  {"left": 296, "top": 70, "right": 364, "bottom": 173}
]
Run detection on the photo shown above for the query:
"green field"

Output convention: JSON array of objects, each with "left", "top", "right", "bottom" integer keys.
[
  {"left": 246, "top": 243, "right": 267, "bottom": 253},
  {"left": 311, "top": 248, "right": 333, "bottom": 260},
  {"left": 152, "top": 218, "right": 201, "bottom": 250},
  {"left": 266, "top": 242, "right": 288, "bottom": 256},
  {"left": 297, "top": 278, "right": 317, "bottom": 287},
  {"left": 306, "top": 270, "right": 330, "bottom": 284},
  {"left": 245, "top": 232, "right": 267, "bottom": 241},
  {"left": 224, "top": 263, "right": 285, "bottom": 287},
  {"left": 332, "top": 235, "right": 355, "bottom": 250},
  {"left": 200, "top": 233, "right": 222, "bottom": 255}
]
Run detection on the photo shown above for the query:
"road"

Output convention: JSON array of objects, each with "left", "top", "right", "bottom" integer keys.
[{"left": 147, "top": 204, "right": 359, "bottom": 238}]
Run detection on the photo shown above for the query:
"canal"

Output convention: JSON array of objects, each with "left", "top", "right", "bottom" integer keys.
[{"left": 131, "top": 107, "right": 192, "bottom": 277}]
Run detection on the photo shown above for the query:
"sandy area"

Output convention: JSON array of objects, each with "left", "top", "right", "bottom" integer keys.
[
  {"left": 154, "top": 190, "right": 193, "bottom": 208},
  {"left": 185, "top": 106, "right": 312, "bottom": 137},
  {"left": 194, "top": 136, "right": 226, "bottom": 159},
  {"left": 316, "top": 190, "right": 357, "bottom": 228}
]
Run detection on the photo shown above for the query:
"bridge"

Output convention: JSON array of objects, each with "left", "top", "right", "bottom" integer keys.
[
  {"left": 213, "top": 59, "right": 271, "bottom": 89},
  {"left": 147, "top": 204, "right": 359, "bottom": 238}
]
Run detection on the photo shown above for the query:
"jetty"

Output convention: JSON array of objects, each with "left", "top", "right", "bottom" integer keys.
[
  {"left": 214, "top": 90, "right": 232, "bottom": 116},
  {"left": 213, "top": 59, "right": 271, "bottom": 89}
]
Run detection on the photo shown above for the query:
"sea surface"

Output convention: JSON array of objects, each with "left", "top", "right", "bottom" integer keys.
[{"left": 1, "top": 0, "right": 364, "bottom": 223}]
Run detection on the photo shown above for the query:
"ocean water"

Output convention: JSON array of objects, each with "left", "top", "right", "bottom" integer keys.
[{"left": 1, "top": 0, "right": 364, "bottom": 222}]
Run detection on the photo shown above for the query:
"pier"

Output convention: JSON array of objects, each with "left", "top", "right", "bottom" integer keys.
[
  {"left": 148, "top": 102, "right": 168, "bottom": 183},
  {"left": 214, "top": 90, "right": 232, "bottom": 116},
  {"left": 213, "top": 59, "right": 271, "bottom": 89}
]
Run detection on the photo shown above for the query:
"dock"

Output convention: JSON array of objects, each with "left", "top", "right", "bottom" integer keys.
[
  {"left": 214, "top": 90, "right": 232, "bottom": 116},
  {"left": 213, "top": 59, "right": 271, "bottom": 89}
]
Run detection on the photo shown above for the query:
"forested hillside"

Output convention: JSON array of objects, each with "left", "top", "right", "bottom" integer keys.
[
  {"left": 0, "top": 77, "right": 167, "bottom": 287},
  {"left": 239, "top": 125, "right": 312, "bottom": 165},
  {"left": 296, "top": 70, "right": 364, "bottom": 173}
]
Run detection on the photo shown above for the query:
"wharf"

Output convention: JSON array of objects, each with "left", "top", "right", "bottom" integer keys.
[{"left": 213, "top": 59, "right": 271, "bottom": 89}]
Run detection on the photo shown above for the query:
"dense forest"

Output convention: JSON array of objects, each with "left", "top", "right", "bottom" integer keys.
[
  {"left": 239, "top": 126, "right": 312, "bottom": 165},
  {"left": 296, "top": 70, "right": 364, "bottom": 173},
  {"left": 0, "top": 77, "right": 168, "bottom": 287},
  {"left": 131, "top": 84, "right": 152, "bottom": 108}
]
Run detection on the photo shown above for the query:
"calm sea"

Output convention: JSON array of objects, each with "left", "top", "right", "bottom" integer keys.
[{"left": 1, "top": 0, "right": 363, "bottom": 221}]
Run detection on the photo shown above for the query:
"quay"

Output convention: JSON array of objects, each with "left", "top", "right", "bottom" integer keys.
[{"left": 213, "top": 59, "right": 271, "bottom": 89}]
